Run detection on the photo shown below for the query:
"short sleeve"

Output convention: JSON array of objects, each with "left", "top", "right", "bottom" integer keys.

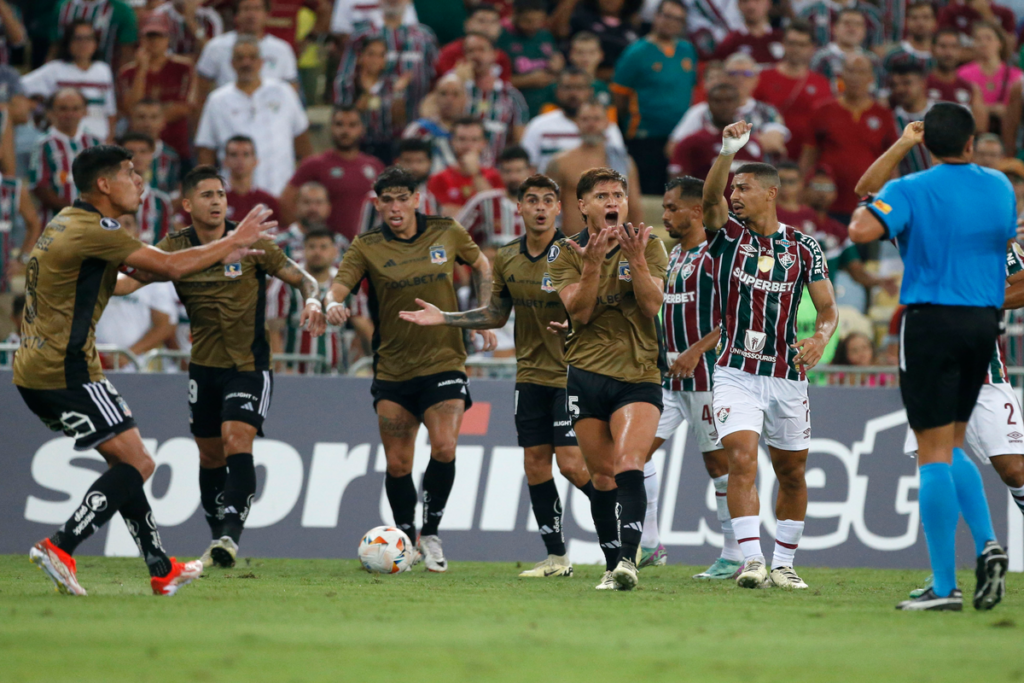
[
  {"left": 20, "top": 63, "right": 55, "bottom": 98},
  {"left": 869, "top": 180, "right": 911, "bottom": 239},
  {"left": 331, "top": 0, "right": 354, "bottom": 34},
  {"left": 451, "top": 221, "right": 481, "bottom": 265},
  {"left": 113, "top": 0, "right": 139, "bottom": 44},
  {"left": 491, "top": 253, "right": 509, "bottom": 299},
  {"left": 334, "top": 239, "right": 368, "bottom": 291},
  {"left": 256, "top": 237, "right": 289, "bottom": 275},
  {"left": 100, "top": 64, "right": 117, "bottom": 116},
  {"left": 288, "top": 157, "right": 316, "bottom": 189},
  {"left": 1001, "top": 176, "right": 1018, "bottom": 240},
  {"left": 547, "top": 240, "right": 580, "bottom": 292},
  {"left": 81, "top": 221, "right": 144, "bottom": 264},
  {"left": 645, "top": 237, "right": 669, "bottom": 282},
  {"left": 798, "top": 233, "right": 829, "bottom": 283},
  {"left": 705, "top": 216, "right": 742, "bottom": 256},
  {"left": 611, "top": 44, "right": 640, "bottom": 90},
  {"left": 284, "top": 85, "right": 309, "bottom": 136},
  {"left": 194, "top": 99, "right": 218, "bottom": 149},
  {"left": 195, "top": 40, "right": 220, "bottom": 81}
]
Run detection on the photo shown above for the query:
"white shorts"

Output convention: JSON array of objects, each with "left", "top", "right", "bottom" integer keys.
[
  {"left": 655, "top": 388, "right": 720, "bottom": 452},
  {"left": 904, "top": 382, "right": 1024, "bottom": 464},
  {"left": 711, "top": 365, "right": 811, "bottom": 451}
]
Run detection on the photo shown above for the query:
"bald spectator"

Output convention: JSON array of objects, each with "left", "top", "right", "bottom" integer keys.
[
  {"left": 29, "top": 89, "right": 102, "bottom": 225},
  {"left": 153, "top": 0, "right": 224, "bottom": 58},
  {"left": 403, "top": 73, "right": 466, "bottom": 175},
  {"left": 281, "top": 105, "right": 385, "bottom": 241},
  {"left": 713, "top": 0, "right": 784, "bottom": 65},
  {"left": 195, "top": 36, "right": 311, "bottom": 196},
  {"left": 434, "top": 4, "right": 513, "bottom": 82},
  {"left": 222, "top": 135, "right": 282, "bottom": 222}
]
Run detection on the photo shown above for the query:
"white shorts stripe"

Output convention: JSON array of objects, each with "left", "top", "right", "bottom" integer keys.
[
  {"left": 899, "top": 312, "right": 906, "bottom": 372},
  {"left": 94, "top": 383, "right": 124, "bottom": 425},
  {"left": 259, "top": 371, "right": 271, "bottom": 418},
  {"left": 84, "top": 383, "right": 118, "bottom": 426}
]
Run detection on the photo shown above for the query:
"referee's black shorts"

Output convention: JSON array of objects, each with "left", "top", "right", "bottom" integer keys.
[{"left": 900, "top": 304, "right": 1000, "bottom": 431}]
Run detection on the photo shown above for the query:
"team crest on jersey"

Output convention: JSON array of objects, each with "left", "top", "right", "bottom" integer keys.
[
  {"left": 681, "top": 263, "right": 695, "bottom": 279},
  {"left": 716, "top": 407, "right": 730, "bottom": 423},
  {"left": 99, "top": 218, "right": 121, "bottom": 231},
  {"left": 740, "top": 243, "right": 758, "bottom": 256},
  {"left": 778, "top": 252, "right": 796, "bottom": 269},
  {"left": 430, "top": 245, "right": 448, "bottom": 264},
  {"left": 744, "top": 329, "right": 767, "bottom": 353},
  {"left": 547, "top": 244, "right": 560, "bottom": 262},
  {"left": 224, "top": 262, "right": 243, "bottom": 278},
  {"left": 541, "top": 274, "right": 555, "bottom": 292},
  {"left": 618, "top": 261, "right": 631, "bottom": 282}
]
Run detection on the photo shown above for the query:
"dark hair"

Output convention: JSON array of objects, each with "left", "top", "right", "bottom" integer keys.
[
  {"left": 12, "top": 294, "right": 25, "bottom": 318},
  {"left": 226, "top": 135, "right": 257, "bottom": 153},
  {"left": 236, "top": 0, "right": 271, "bottom": 11},
  {"left": 571, "top": 30, "right": 601, "bottom": 45},
  {"left": 518, "top": 174, "right": 560, "bottom": 201},
  {"left": 133, "top": 97, "right": 163, "bottom": 112},
  {"left": 358, "top": 36, "right": 387, "bottom": 53},
  {"left": 463, "top": 31, "right": 494, "bottom": 47},
  {"left": 972, "top": 20, "right": 1010, "bottom": 62},
  {"left": 303, "top": 228, "right": 336, "bottom": 244},
  {"left": 332, "top": 104, "right": 361, "bottom": 118},
  {"left": 557, "top": 65, "right": 590, "bottom": 84},
  {"left": 785, "top": 19, "right": 814, "bottom": 42},
  {"left": 833, "top": 331, "right": 874, "bottom": 366},
  {"left": 657, "top": 0, "right": 686, "bottom": 13},
  {"left": 73, "top": 145, "right": 133, "bottom": 194},
  {"left": 451, "top": 116, "right": 485, "bottom": 135},
  {"left": 776, "top": 160, "right": 800, "bottom": 173},
  {"left": 513, "top": 0, "right": 547, "bottom": 13},
  {"left": 397, "top": 138, "right": 432, "bottom": 157},
  {"left": 734, "top": 162, "right": 780, "bottom": 189},
  {"left": 906, "top": 1, "right": 935, "bottom": 16},
  {"left": 584, "top": 0, "right": 642, "bottom": 18},
  {"left": 182, "top": 165, "right": 225, "bottom": 197},
  {"left": 373, "top": 166, "right": 418, "bottom": 195},
  {"left": 935, "top": 27, "right": 961, "bottom": 43},
  {"left": 576, "top": 167, "right": 628, "bottom": 199},
  {"left": 889, "top": 61, "right": 926, "bottom": 78},
  {"left": 664, "top": 176, "right": 704, "bottom": 201},
  {"left": 835, "top": 7, "right": 865, "bottom": 23},
  {"left": 498, "top": 145, "right": 531, "bottom": 165},
  {"left": 923, "top": 102, "right": 975, "bottom": 157},
  {"left": 58, "top": 19, "right": 97, "bottom": 63},
  {"left": 117, "top": 131, "right": 156, "bottom": 150},
  {"left": 467, "top": 3, "right": 500, "bottom": 19}
]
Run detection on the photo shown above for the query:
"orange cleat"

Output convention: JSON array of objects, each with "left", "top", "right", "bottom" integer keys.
[
  {"left": 29, "top": 538, "right": 87, "bottom": 596},
  {"left": 151, "top": 558, "right": 204, "bottom": 596}
]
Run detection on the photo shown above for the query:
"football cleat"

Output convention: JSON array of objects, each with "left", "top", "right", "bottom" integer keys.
[
  {"left": 207, "top": 536, "right": 238, "bottom": 568},
  {"left": 736, "top": 557, "right": 769, "bottom": 589},
  {"left": 637, "top": 544, "right": 668, "bottom": 568},
  {"left": 418, "top": 535, "right": 448, "bottom": 573},
  {"left": 29, "top": 539, "right": 87, "bottom": 596},
  {"left": 151, "top": 558, "right": 203, "bottom": 596},
  {"left": 769, "top": 566, "right": 809, "bottom": 589},
  {"left": 518, "top": 554, "right": 573, "bottom": 577},
  {"left": 974, "top": 541, "right": 1008, "bottom": 611},
  {"left": 896, "top": 587, "right": 963, "bottom": 611},
  {"left": 909, "top": 574, "right": 933, "bottom": 599},
  {"left": 611, "top": 558, "right": 639, "bottom": 591},
  {"left": 693, "top": 557, "right": 743, "bottom": 580},
  {"left": 595, "top": 570, "right": 617, "bottom": 590}
]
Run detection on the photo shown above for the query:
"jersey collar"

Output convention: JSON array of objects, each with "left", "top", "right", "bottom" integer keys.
[
  {"left": 381, "top": 212, "right": 426, "bottom": 242},
  {"left": 576, "top": 226, "right": 621, "bottom": 258},
  {"left": 72, "top": 199, "right": 102, "bottom": 215},
  {"left": 520, "top": 229, "right": 564, "bottom": 262},
  {"left": 184, "top": 219, "right": 238, "bottom": 247}
]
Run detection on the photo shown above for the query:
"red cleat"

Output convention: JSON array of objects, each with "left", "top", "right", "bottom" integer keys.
[
  {"left": 151, "top": 558, "right": 204, "bottom": 596},
  {"left": 29, "top": 538, "right": 87, "bottom": 596}
]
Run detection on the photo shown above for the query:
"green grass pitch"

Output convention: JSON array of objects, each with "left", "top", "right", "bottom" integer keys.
[{"left": 1, "top": 555, "right": 1021, "bottom": 683}]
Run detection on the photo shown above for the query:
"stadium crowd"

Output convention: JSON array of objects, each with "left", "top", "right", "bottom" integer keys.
[{"left": 3, "top": 0, "right": 1024, "bottom": 376}]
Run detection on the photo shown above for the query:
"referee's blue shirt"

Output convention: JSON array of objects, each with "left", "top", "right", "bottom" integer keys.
[{"left": 867, "top": 163, "right": 1017, "bottom": 307}]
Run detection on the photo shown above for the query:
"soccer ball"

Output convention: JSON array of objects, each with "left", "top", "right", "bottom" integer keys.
[{"left": 358, "top": 526, "right": 413, "bottom": 574}]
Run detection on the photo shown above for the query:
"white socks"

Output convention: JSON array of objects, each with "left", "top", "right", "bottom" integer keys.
[
  {"left": 713, "top": 475, "right": 743, "bottom": 561},
  {"left": 1010, "top": 484, "right": 1024, "bottom": 515},
  {"left": 641, "top": 460, "right": 660, "bottom": 548},
  {"left": 772, "top": 519, "right": 805, "bottom": 569},
  {"left": 731, "top": 515, "right": 763, "bottom": 562}
]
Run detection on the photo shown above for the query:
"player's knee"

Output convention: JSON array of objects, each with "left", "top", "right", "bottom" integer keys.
[
  {"left": 198, "top": 450, "right": 226, "bottom": 469},
  {"left": 590, "top": 472, "right": 616, "bottom": 491},
  {"left": 130, "top": 451, "right": 156, "bottom": 481},
  {"left": 386, "top": 459, "right": 413, "bottom": 478},
  {"left": 524, "top": 454, "right": 550, "bottom": 483},
  {"left": 430, "top": 441, "right": 457, "bottom": 463},
  {"left": 774, "top": 462, "right": 806, "bottom": 490},
  {"left": 726, "top": 449, "right": 757, "bottom": 477},
  {"left": 995, "top": 455, "right": 1024, "bottom": 488}
]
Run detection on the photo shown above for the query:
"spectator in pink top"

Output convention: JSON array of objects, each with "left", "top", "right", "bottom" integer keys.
[{"left": 956, "top": 21, "right": 1022, "bottom": 139}]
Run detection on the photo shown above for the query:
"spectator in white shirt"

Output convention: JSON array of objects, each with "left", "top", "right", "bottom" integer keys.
[
  {"left": 96, "top": 213, "right": 178, "bottom": 370},
  {"left": 330, "top": 0, "right": 418, "bottom": 37},
  {"left": 22, "top": 20, "right": 116, "bottom": 142},
  {"left": 195, "top": 0, "right": 298, "bottom": 105},
  {"left": 195, "top": 35, "right": 312, "bottom": 196}
]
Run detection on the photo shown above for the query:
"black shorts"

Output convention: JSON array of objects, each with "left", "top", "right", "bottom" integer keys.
[
  {"left": 900, "top": 304, "right": 999, "bottom": 431},
  {"left": 565, "top": 365, "right": 663, "bottom": 425},
  {"left": 514, "top": 383, "right": 577, "bottom": 448},
  {"left": 18, "top": 379, "right": 137, "bottom": 452},
  {"left": 189, "top": 363, "right": 273, "bottom": 438},
  {"left": 371, "top": 370, "right": 472, "bottom": 421}
]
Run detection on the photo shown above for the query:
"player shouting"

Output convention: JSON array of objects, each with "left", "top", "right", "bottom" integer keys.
[
  {"left": 400, "top": 174, "right": 596, "bottom": 578},
  {"left": 702, "top": 122, "right": 838, "bottom": 590},
  {"left": 116, "top": 166, "right": 326, "bottom": 569},
  {"left": 548, "top": 167, "right": 669, "bottom": 591},
  {"left": 18, "top": 145, "right": 271, "bottom": 596},
  {"left": 325, "top": 167, "right": 496, "bottom": 572}
]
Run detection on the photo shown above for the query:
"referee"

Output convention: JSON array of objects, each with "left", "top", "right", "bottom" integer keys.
[{"left": 850, "top": 103, "right": 1013, "bottom": 612}]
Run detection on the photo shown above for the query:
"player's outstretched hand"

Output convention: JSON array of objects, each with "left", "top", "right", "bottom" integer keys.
[
  {"left": 232, "top": 204, "right": 278, "bottom": 248},
  {"left": 721, "top": 121, "right": 752, "bottom": 155},
  {"left": 325, "top": 301, "right": 350, "bottom": 326},
  {"left": 301, "top": 301, "right": 326, "bottom": 337},
  {"left": 791, "top": 335, "right": 826, "bottom": 371},
  {"left": 567, "top": 226, "right": 614, "bottom": 265},
  {"left": 475, "top": 329, "right": 498, "bottom": 352},
  {"left": 618, "top": 222, "right": 651, "bottom": 263},
  {"left": 669, "top": 347, "right": 702, "bottom": 378},
  {"left": 398, "top": 298, "right": 446, "bottom": 326},
  {"left": 900, "top": 121, "right": 924, "bottom": 146},
  {"left": 546, "top": 320, "right": 569, "bottom": 335}
]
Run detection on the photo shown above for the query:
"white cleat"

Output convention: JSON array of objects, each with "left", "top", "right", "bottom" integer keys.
[
  {"left": 595, "top": 570, "right": 617, "bottom": 590},
  {"left": 736, "top": 557, "right": 769, "bottom": 589},
  {"left": 519, "top": 554, "right": 573, "bottom": 577},
  {"left": 611, "top": 558, "right": 639, "bottom": 591},
  {"left": 418, "top": 535, "right": 448, "bottom": 573},
  {"left": 206, "top": 536, "right": 238, "bottom": 568},
  {"left": 769, "top": 566, "right": 809, "bottom": 589}
]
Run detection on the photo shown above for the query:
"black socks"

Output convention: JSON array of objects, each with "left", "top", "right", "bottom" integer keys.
[
  {"left": 385, "top": 472, "right": 418, "bottom": 543},
  {"left": 591, "top": 488, "right": 620, "bottom": 572},
  {"left": 529, "top": 479, "right": 566, "bottom": 557},
  {"left": 52, "top": 463, "right": 143, "bottom": 555},
  {"left": 221, "top": 453, "right": 256, "bottom": 544},
  {"left": 420, "top": 458, "right": 455, "bottom": 537},
  {"left": 119, "top": 486, "right": 172, "bottom": 577},
  {"left": 199, "top": 465, "right": 227, "bottom": 539},
  {"left": 615, "top": 470, "right": 646, "bottom": 565}
]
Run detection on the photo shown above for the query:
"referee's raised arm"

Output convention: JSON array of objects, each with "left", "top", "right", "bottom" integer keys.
[{"left": 861, "top": 103, "right": 1017, "bottom": 612}]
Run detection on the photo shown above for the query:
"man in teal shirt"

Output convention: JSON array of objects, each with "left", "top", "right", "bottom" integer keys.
[
  {"left": 611, "top": 0, "right": 696, "bottom": 194},
  {"left": 497, "top": 0, "right": 564, "bottom": 118}
]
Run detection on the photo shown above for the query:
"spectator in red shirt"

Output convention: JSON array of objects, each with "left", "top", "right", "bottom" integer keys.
[
  {"left": 774, "top": 160, "right": 818, "bottom": 233},
  {"left": 800, "top": 53, "right": 897, "bottom": 221},
  {"left": 266, "top": 0, "right": 331, "bottom": 49},
  {"left": 434, "top": 4, "right": 513, "bottom": 82},
  {"left": 938, "top": 0, "right": 1016, "bottom": 44},
  {"left": 753, "top": 20, "right": 833, "bottom": 160},
  {"left": 118, "top": 13, "right": 195, "bottom": 161},
  {"left": 281, "top": 105, "right": 386, "bottom": 240},
  {"left": 713, "top": 0, "right": 784, "bottom": 65},
  {"left": 427, "top": 116, "right": 504, "bottom": 216},
  {"left": 668, "top": 82, "right": 763, "bottom": 186},
  {"left": 927, "top": 27, "right": 986, "bottom": 128},
  {"left": 223, "top": 135, "right": 282, "bottom": 221}
]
